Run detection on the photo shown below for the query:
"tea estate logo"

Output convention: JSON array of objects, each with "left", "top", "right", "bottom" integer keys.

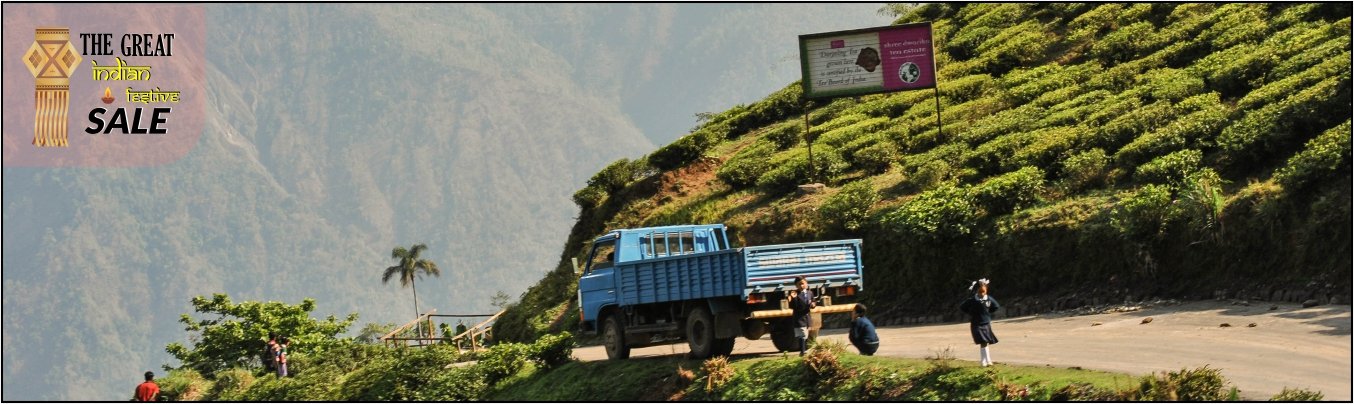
[{"left": 22, "top": 27, "right": 81, "bottom": 147}]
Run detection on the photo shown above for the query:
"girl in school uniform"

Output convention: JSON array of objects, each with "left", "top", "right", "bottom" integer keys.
[{"left": 959, "top": 278, "right": 1000, "bottom": 366}]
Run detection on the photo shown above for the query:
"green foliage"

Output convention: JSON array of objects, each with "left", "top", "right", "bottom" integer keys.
[
  {"left": 1058, "top": 148, "right": 1109, "bottom": 191},
  {"left": 1143, "top": 68, "right": 1206, "bottom": 103},
  {"left": 1135, "top": 149, "right": 1203, "bottom": 187},
  {"left": 755, "top": 147, "right": 849, "bottom": 193},
  {"left": 1217, "top": 74, "right": 1351, "bottom": 165},
  {"left": 853, "top": 141, "right": 899, "bottom": 174},
  {"left": 940, "top": 74, "right": 995, "bottom": 102},
  {"left": 528, "top": 332, "right": 575, "bottom": 370},
  {"left": 717, "top": 141, "right": 775, "bottom": 188},
  {"left": 973, "top": 167, "right": 1045, "bottom": 215},
  {"left": 157, "top": 369, "right": 211, "bottom": 401},
  {"left": 165, "top": 294, "right": 357, "bottom": 377},
  {"left": 1130, "top": 366, "right": 1231, "bottom": 401},
  {"left": 1240, "top": 49, "right": 1350, "bottom": 111},
  {"left": 1116, "top": 93, "right": 1227, "bottom": 167},
  {"left": 818, "top": 116, "right": 890, "bottom": 148},
  {"left": 1111, "top": 184, "right": 1176, "bottom": 239},
  {"left": 649, "top": 127, "right": 721, "bottom": 171},
  {"left": 819, "top": 180, "right": 880, "bottom": 232},
  {"left": 1093, "top": 21, "right": 1167, "bottom": 64},
  {"left": 587, "top": 158, "right": 638, "bottom": 194},
  {"left": 1275, "top": 120, "right": 1353, "bottom": 191},
  {"left": 572, "top": 186, "right": 607, "bottom": 209},
  {"left": 1270, "top": 387, "right": 1325, "bottom": 401},
  {"left": 881, "top": 183, "right": 978, "bottom": 240},
  {"left": 478, "top": 341, "right": 532, "bottom": 384},
  {"left": 764, "top": 122, "right": 802, "bottom": 150}
]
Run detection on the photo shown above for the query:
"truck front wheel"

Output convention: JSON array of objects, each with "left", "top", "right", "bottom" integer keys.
[
  {"left": 603, "top": 314, "right": 630, "bottom": 360},
  {"left": 686, "top": 306, "right": 717, "bottom": 359}
]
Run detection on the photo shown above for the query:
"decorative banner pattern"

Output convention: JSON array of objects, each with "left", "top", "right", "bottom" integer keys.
[
  {"left": 23, "top": 27, "right": 81, "bottom": 147},
  {"left": 799, "top": 22, "right": 936, "bottom": 100}
]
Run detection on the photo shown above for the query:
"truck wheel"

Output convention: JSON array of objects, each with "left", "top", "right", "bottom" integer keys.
[
  {"left": 603, "top": 314, "right": 630, "bottom": 360},
  {"left": 686, "top": 306, "right": 716, "bottom": 359},
  {"left": 712, "top": 336, "right": 736, "bottom": 357},
  {"left": 770, "top": 318, "right": 798, "bottom": 352}
]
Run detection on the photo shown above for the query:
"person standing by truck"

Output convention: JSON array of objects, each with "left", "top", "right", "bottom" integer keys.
[
  {"left": 960, "top": 278, "right": 1000, "bottom": 366},
  {"left": 849, "top": 303, "right": 880, "bottom": 355},
  {"left": 789, "top": 275, "right": 816, "bottom": 357}
]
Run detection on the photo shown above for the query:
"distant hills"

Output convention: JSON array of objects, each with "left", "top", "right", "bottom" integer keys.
[{"left": 2, "top": 4, "right": 888, "bottom": 400}]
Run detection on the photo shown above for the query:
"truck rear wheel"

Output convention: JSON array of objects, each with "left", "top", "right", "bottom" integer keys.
[
  {"left": 603, "top": 314, "right": 630, "bottom": 360},
  {"left": 712, "top": 336, "right": 736, "bottom": 357},
  {"left": 770, "top": 318, "right": 798, "bottom": 352},
  {"left": 686, "top": 306, "right": 716, "bottom": 359}
]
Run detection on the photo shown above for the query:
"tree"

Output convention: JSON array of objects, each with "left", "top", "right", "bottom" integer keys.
[
  {"left": 165, "top": 293, "right": 357, "bottom": 377},
  {"left": 382, "top": 244, "right": 441, "bottom": 320}
]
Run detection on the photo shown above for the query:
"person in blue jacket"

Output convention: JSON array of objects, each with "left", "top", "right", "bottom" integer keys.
[
  {"left": 959, "top": 278, "right": 1000, "bottom": 366},
  {"left": 848, "top": 303, "right": 880, "bottom": 355},
  {"left": 788, "top": 275, "right": 815, "bottom": 357}
]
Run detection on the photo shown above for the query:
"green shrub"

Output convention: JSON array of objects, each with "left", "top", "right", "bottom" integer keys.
[
  {"left": 571, "top": 186, "right": 607, "bottom": 209},
  {"left": 756, "top": 147, "right": 849, "bottom": 193},
  {"left": 477, "top": 342, "right": 531, "bottom": 384},
  {"left": 1198, "top": 4, "right": 1269, "bottom": 50},
  {"left": 1239, "top": 50, "right": 1350, "bottom": 110},
  {"left": 1008, "top": 126, "right": 1084, "bottom": 171},
  {"left": 158, "top": 368, "right": 212, "bottom": 401},
  {"left": 1132, "top": 366, "right": 1231, "bottom": 401},
  {"left": 1274, "top": 35, "right": 1351, "bottom": 78},
  {"left": 204, "top": 367, "right": 254, "bottom": 401},
  {"left": 1087, "top": 100, "right": 1175, "bottom": 151},
  {"left": 649, "top": 128, "right": 721, "bottom": 170},
  {"left": 973, "top": 166, "right": 1045, "bottom": 215},
  {"left": 1111, "top": 184, "right": 1176, "bottom": 239},
  {"left": 718, "top": 142, "right": 776, "bottom": 188},
  {"left": 977, "top": 23, "right": 1059, "bottom": 74},
  {"left": 1093, "top": 21, "right": 1166, "bottom": 64},
  {"left": 939, "top": 74, "right": 995, "bottom": 102},
  {"left": 1270, "top": 387, "right": 1325, "bottom": 401},
  {"left": 1115, "top": 94, "right": 1228, "bottom": 166},
  {"left": 528, "top": 332, "right": 575, "bottom": 370},
  {"left": 423, "top": 367, "right": 487, "bottom": 401},
  {"left": 765, "top": 122, "right": 803, "bottom": 150},
  {"left": 1040, "top": 90, "right": 1112, "bottom": 127},
  {"left": 1274, "top": 120, "right": 1353, "bottom": 191},
  {"left": 819, "top": 180, "right": 880, "bottom": 232},
  {"left": 1067, "top": 4, "right": 1126, "bottom": 43},
  {"left": 1135, "top": 149, "right": 1203, "bottom": 187},
  {"left": 880, "top": 183, "right": 978, "bottom": 240},
  {"left": 1059, "top": 148, "right": 1110, "bottom": 190},
  {"left": 968, "top": 131, "right": 1036, "bottom": 175},
  {"left": 1142, "top": 68, "right": 1205, "bottom": 103},
  {"left": 587, "top": 158, "right": 637, "bottom": 193},
  {"left": 818, "top": 116, "right": 891, "bottom": 148},
  {"left": 1217, "top": 74, "right": 1351, "bottom": 165},
  {"left": 956, "top": 105, "right": 1038, "bottom": 146},
  {"left": 853, "top": 141, "right": 899, "bottom": 174}
]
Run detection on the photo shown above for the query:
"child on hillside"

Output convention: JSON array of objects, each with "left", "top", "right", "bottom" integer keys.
[
  {"left": 849, "top": 303, "right": 880, "bottom": 355},
  {"left": 276, "top": 336, "right": 290, "bottom": 378},
  {"left": 959, "top": 278, "right": 1000, "bottom": 366}
]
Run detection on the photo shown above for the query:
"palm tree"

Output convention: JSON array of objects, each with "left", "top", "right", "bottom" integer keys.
[{"left": 382, "top": 244, "right": 441, "bottom": 321}]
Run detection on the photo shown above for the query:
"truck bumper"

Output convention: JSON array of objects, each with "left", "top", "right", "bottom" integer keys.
[{"left": 747, "top": 303, "right": 857, "bottom": 319}]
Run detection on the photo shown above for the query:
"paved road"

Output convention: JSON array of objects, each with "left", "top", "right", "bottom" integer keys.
[{"left": 573, "top": 301, "right": 1352, "bottom": 400}]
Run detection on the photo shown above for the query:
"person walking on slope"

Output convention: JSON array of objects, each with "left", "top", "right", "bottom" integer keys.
[
  {"left": 275, "top": 336, "right": 290, "bottom": 378},
  {"left": 133, "top": 371, "right": 159, "bottom": 401},
  {"left": 789, "top": 275, "right": 816, "bottom": 357},
  {"left": 960, "top": 278, "right": 1001, "bottom": 366},
  {"left": 849, "top": 303, "right": 880, "bottom": 356}
]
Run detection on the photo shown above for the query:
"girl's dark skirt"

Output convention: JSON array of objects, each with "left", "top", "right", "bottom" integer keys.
[{"left": 970, "top": 323, "right": 998, "bottom": 345}]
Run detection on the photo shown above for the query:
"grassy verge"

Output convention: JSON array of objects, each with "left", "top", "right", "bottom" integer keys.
[{"left": 487, "top": 343, "right": 1137, "bottom": 401}]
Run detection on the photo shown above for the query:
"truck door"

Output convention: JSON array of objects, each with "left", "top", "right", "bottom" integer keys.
[{"left": 578, "top": 237, "right": 618, "bottom": 325}]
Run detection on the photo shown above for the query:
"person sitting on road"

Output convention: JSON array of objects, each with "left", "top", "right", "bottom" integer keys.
[{"left": 849, "top": 303, "right": 880, "bottom": 356}]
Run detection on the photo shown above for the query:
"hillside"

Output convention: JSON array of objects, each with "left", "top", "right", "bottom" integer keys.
[{"left": 495, "top": 3, "right": 1352, "bottom": 343}]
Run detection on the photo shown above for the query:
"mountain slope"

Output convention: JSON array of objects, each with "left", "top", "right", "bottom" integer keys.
[{"left": 496, "top": 2, "right": 1352, "bottom": 343}]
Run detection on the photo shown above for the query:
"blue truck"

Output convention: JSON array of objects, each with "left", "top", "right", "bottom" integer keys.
[{"left": 576, "top": 223, "right": 863, "bottom": 359}]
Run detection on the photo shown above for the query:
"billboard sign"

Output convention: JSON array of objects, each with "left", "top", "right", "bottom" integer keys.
[{"left": 798, "top": 22, "right": 936, "bottom": 100}]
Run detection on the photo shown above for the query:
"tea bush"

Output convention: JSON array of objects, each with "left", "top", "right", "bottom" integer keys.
[
  {"left": 880, "top": 183, "right": 978, "bottom": 240},
  {"left": 1135, "top": 149, "right": 1203, "bottom": 187},
  {"left": 528, "top": 332, "right": 575, "bottom": 370},
  {"left": 972, "top": 166, "right": 1045, "bottom": 215},
  {"left": 1274, "top": 120, "right": 1352, "bottom": 191},
  {"left": 717, "top": 142, "right": 776, "bottom": 188},
  {"left": 819, "top": 180, "right": 880, "bottom": 232}
]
